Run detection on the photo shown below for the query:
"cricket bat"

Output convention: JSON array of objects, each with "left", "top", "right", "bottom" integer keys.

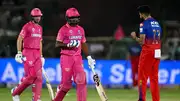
[
  {"left": 91, "top": 67, "right": 108, "bottom": 101},
  {"left": 42, "top": 68, "right": 55, "bottom": 100}
]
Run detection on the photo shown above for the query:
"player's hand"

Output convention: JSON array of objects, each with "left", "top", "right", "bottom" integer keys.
[
  {"left": 87, "top": 56, "right": 96, "bottom": 69},
  {"left": 93, "top": 74, "right": 100, "bottom": 86},
  {"left": 15, "top": 51, "right": 23, "bottom": 63},
  {"left": 131, "top": 31, "right": 137, "bottom": 39},
  {"left": 41, "top": 56, "right": 45, "bottom": 66},
  {"left": 67, "top": 40, "right": 80, "bottom": 48}
]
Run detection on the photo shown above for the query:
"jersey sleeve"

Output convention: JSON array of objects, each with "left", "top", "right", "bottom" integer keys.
[
  {"left": 81, "top": 28, "right": 86, "bottom": 43},
  {"left": 139, "top": 23, "right": 146, "bottom": 34},
  {"left": 19, "top": 24, "right": 27, "bottom": 38},
  {"left": 56, "top": 28, "right": 64, "bottom": 42}
]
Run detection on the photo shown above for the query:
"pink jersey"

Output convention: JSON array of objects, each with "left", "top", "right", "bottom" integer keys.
[
  {"left": 56, "top": 23, "right": 86, "bottom": 56},
  {"left": 19, "top": 21, "right": 42, "bottom": 49}
]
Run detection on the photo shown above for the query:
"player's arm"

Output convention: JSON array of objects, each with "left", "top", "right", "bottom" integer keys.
[
  {"left": 55, "top": 28, "right": 70, "bottom": 49},
  {"left": 17, "top": 35, "right": 23, "bottom": 53},
  {"left": 40, "top": 27, "right": 43, "bottom": 56},
  {"left": 55, "top": 41, "right": 69, "bottom": 48},
  {"left": 15, "top": 26, "right": 26, "bottom": 63},
  {"left": 40, "top": 40, "right": 43, "bottom": 56},
  {"left": 81, "top": 29, "right": 90, "bottom": 56},
  {"left": 131, "top": 23, "right": 146, "bottom": 45},
  {"left": 82, "top": 42, "right": 89, "bottom": 56},
  {"left": 17, "top": 26, "right": 26, "bottom": 53},
  {"left": 55, "top": 28, "right": 67, "bottom": 48},
  {"left": 135, "top": 34, "right": 145, "bottom": 45}
]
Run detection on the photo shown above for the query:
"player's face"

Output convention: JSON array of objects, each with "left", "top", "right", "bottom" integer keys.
[
  {"left": 67, "top": 17, "right": 80, "bottom": 26},
  {"left": 139, "top": 13, "right": 143, "bottom": 19},
  {"left": 33, "top": 16, "right": 41, "bottom": 23}
]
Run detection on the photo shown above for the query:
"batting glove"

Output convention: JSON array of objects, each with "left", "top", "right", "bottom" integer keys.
[
  {"left": 87, "top": 56, "right": 96, "bottom": 69},
  {"left": 67, "top": 40, "right": 80, "bottom": 48},
  {"left": 15, "top": 51, "right": 23, "bottom": 63},
  {"left": 41, "top": 55, "right": 45, "bottom": 67}
]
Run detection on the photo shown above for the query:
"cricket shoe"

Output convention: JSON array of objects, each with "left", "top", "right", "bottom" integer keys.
[
  {"left": 32, "top": 100, "right": 41, "bottom": 101},
  {"left": 11, "top": 87, "right": 20, "bottom": 101}
]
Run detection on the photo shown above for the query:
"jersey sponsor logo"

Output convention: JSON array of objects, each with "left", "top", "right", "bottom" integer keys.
[
  {"left": 31, "top": 33, "right": 41, "bottom": 38},
  {"left": 69, "top": 36, "right": 82, "bottom": 40},
  {"left": 140, "top": 28, "right": 143, "bottom": 33},
  {"left": 151, "top": 21, "right": 160, "bottom": 27}
]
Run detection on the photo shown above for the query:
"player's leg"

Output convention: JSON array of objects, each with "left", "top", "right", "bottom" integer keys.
[
  {"left": 12, "top": 51, "right": 37, "bottom": 97},
  {"left": 149, "top": 59, "right": 160, "bottom": 101},
  {"left": 73, "top": 56, "right": 87, "bottom": 101},
  {"left": 32, "top": 55, "right": 43, "bottom": 101},
  {"left": 134, "top": 57, "right": 140, "bottom": 87},
  {"left": 138, "top": 51, "right": 153, "bottom": 101},
  {"left": 54, "top": 55, "right": 73, "bottom": 101},
  {"left": 131, "top": 60, "right": 137, "bottom": 87}
]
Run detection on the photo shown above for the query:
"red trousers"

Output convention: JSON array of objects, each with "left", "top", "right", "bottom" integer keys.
[
  {"left": 138, "top": 49, "right": 160, "bottom": 101},
  {"left": 130, "top": 56, "right": 140, "bottom": 87}
]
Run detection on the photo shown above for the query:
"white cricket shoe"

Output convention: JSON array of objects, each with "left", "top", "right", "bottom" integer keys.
[
  {"left": 11, "top": 87, "right": 20, "bottom": 101},
  {"left": 32, "top": 100, "right": 41, "bottom": 101}
]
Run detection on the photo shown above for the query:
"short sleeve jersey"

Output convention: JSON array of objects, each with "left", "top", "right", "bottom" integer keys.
[
  {"left": 19, "top": 21, "right": 43, "bottom": 49},
  {"left": 139, "top": 18, "right": 162, "bottom": 49}
]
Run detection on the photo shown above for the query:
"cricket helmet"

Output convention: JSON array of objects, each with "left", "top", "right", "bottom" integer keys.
[
  {"left": 31, "top": 8, "right": 43, "bottom": 17},
  {"left": 65, "top": 7, "right": 80, "bottom": 26},
  {"left": 66, "top": 7, "right": 80, "bottom": 17}
]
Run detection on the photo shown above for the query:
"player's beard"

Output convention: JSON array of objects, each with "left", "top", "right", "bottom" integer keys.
[
  {"left": 32, "top": 17, "right": 41, "bottom": 24},
  {"left": 67, "top": 17, "right": 80, "bottom": 26}
]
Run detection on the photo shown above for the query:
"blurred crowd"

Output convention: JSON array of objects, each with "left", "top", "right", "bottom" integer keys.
[{"left": 0, "top": 0, "right": 180, "bottom": 60}]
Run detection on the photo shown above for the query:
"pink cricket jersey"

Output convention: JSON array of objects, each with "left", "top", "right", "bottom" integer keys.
[
  {"left": 56, "top": 23, "right": 86, "bottom": 56},
  {"left": 19, "top": 21, "right": 42, "bottom": 49}
]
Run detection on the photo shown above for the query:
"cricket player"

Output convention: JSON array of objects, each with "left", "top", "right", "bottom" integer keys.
[
  {"left": 127, "top": 42, "right": 141, "bottom": 88},
  {"left": 131, "top": 5, "right": 161, "bottom": 101},
  {"left": 54, "top": 7, "right": 95, "bottom": 101},
  {"left": 11, "top": 8, "right": 44, "bottom": 101}
]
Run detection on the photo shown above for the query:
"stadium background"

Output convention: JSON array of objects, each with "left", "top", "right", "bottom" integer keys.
[{"left": 0, "top": 0, "right": 180, "bottom": 101}]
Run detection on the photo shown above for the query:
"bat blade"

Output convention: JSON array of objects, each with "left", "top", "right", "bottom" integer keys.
[
  {"left": 91, "top": 68, "right": 108, "bottom": 101},
  {"left": 42, "top": 68, "right": 55, "bottom": 100},
  {"left": 46, "top": 83, "right": 55, "bottom": 100},
  {"left": 95, "top": 80, "right": 108, "bottom": 101}
]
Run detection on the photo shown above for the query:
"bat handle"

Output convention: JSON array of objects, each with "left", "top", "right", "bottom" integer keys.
[
  {"left": 91, "top": 68, "right": 96, "bottom": 75},
  {"left": 42, "top": 67, "right": 46, "bottom": 74}
]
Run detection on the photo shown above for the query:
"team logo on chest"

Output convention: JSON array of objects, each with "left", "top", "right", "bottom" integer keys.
[
  {"left": 32, "top": 28, "right": 35, "bottom": 32},
  {"left": 31, "top": 27, "right": 41, "bottom": 38},
  {"left": 69, "top": 30, "right": 73, "bottom": 34},
  {"left": 78, "top": 30, "right": 81, "bottom": 34}
]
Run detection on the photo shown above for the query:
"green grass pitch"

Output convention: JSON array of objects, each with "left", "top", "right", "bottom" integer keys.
[{"left": 0, "top": 87, "right": 180, "bottom": 101}]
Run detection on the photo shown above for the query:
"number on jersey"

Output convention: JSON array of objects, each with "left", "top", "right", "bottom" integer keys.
[{"left": 153, "top": 29, "right": 160, "bottom": 44}]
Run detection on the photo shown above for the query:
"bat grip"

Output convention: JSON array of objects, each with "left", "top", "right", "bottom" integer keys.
[
  {"left": 42, "top": 67, "right": 50, "bottom": 82},
  {"left": 91, "top": 68, "right": 96, "bottom": 75}
]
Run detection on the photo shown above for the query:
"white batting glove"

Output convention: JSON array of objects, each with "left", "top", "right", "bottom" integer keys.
[
  {"left": 41, "top": 56, "right": 45, "bottom": 67},
  {"left": 67, "top": 40, "right": 80, "bottom": 48},
  {"left": 87, "top": 56, "right": 96, "bottom": 69},
  {"left": 15, "top": 51, "right": 23, "bottom": 63}
]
